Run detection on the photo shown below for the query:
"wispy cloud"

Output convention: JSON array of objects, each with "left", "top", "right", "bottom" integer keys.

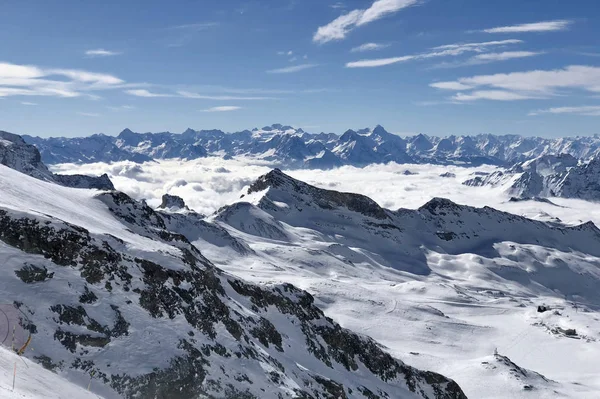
[
  {"left": 21, "top": 101, "right": 37, "bottom": 106},
  {"left": 430, "top": 39, "right": 523, "bottom": 51},
  {"left": 85, "top": 49, "right": 122, "bottom": 57},
  {"left": 0, "top": 61, "right": 131, "bottom": 98},
  {"left": 347, "top": 56, "right": 415, "bottom": 68},
  {"left": 164, "top": 22, "right": 219, "bottom": 47},
  {"left": 169, "top": 22, "right": 219, "bottom": 30},
  {"left": 330, "top": 2, "right": 345, "bottom": 9},
  {"left": 470, "top": 51, "right": 542, "bottom": 62},
  {"left": 452, "top": 90, "right": 542, "bottom": 102},
  {"left": 351, "top": 42, "right": 390, "bottom": 52},
  {"left": 125, "top": 89, "right": 172, "bottom": 98},
  {"left": 77, "top": 112, "right": 100, "bottom": 117},
  {"left": 314, "top": 0, "right": 418, "bottom": 44},
  {"left": 202, "top": 106, "right": 242, "bottom": 112},
  {"left": 177, "top": 90, "right": 275, "bottom": 100},
  {"left": 346, "top": 39, "right": 522, "bottom": 68},
  {"left": 529, "top": 105, "right": 600, "bottom": 116},
  {"left": 125, "top": 88, "right": 276, "bottom": 100},
  {"left": 482, "top": 20, "right": 572, "bottom": 34},
  {"left": 431, "top": 65, "right": 600, "bottom": 102},
  {"left": 266, "top": 64, "right": 318, "bottom": 74},
  {"left": 107, "top": 105, "right": 135, "bottom": 111},
  {"left": 430, "top": 81, "right": 473, "bottom": 90},
  {"left": 432, "top": 50, "right": 543, "bottom": 68}
]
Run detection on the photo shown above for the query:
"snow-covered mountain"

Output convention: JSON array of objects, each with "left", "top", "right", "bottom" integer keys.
[
  {"left": 0, "top": 134, "right": 466, "bottom": 398},
  {"left": 207, "top": 169, "right": 600, "bottom": 398},
  {"left": 22, "top": 125, "right": 600, "bottom": 168},
  {"left": 1, "top": 131, "right": 114, "bottom": 190},
  {"left": 463, "top": 153, "right": 600, "bottom": 201}
]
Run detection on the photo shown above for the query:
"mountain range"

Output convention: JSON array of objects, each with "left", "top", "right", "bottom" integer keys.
[{"left": 22, "top": 124, "right": 600, "bottom": 168}]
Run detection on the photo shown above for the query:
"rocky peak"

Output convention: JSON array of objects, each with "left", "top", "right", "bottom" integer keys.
[
  {"left": 247, "top": 168, "right": 289, "bottom": 194},
  {"left": 117, "top": 128, "right": 136, "bottom": 139},
  {"left": 418, "top": 197, "right": 461, "bottom": 214},
  {"left": 0, "top": 130, "right": 54, "bottom": 181},
  {"left": 158, "top": 194, "right": 189, "bottom": 211},
  {"left": 408, "top": 134, "right": 433, "bottom": 152},
  {"left": 0, "top": 130, "right": 116, "bottom": 189},
  {"left": 247, "top": 169, "right": 390, "bottom": 220},
  {"left": 372, "top": 125, "right": 388, "bottom": 136},
  {"left": 339, "top": 129, "right": 359, "bottom": 143}
]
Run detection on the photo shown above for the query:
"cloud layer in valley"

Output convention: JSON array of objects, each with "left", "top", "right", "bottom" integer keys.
[{"left": 51, "top": 158, "right": 600, "bottom": 227}]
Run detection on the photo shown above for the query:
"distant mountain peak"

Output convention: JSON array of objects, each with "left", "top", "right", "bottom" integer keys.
[
  {"left": 372, "top": 124, "right": 388, "bottom": 135},
  {"left": 119, "top": 128, "right": 135, "bottom": 136}
]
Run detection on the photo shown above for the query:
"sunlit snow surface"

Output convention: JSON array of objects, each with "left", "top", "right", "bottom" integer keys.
[
  {"left": 0, "top": 347, "right": 101, "bottom": 398},
  {"left": 52, "top": 158, "right": 600, "bottom": 398}
]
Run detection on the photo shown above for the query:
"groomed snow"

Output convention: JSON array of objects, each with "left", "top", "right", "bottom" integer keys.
[{"left": 0, "top": 347, "right": 102, "bottom": 398}]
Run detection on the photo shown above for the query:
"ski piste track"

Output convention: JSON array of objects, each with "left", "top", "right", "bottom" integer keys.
[{"left": 0, "top": 304, "right": 32, "bottom": 355}]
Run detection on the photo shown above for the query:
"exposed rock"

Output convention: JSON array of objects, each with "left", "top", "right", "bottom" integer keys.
[
  {"left": 0, "top": 130, "right": 115, "bottom": 189},
  {"left": 158, "top": 194, "right": 189, "bottom": 211}
]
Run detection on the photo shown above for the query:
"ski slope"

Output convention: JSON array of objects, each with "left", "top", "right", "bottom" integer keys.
[{"left": 0, "top": 347, "right": 102, "bottom": 399}]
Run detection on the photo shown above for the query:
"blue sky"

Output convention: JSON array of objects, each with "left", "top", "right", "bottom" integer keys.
[{"left": 1, "top": 0, "right": 599, "bottom": 137}]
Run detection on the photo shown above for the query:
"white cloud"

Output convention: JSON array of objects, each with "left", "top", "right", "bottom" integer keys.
[
  {"left": 346, "top": 39, "right": 523, "bottom": 68},
  {"left": 347, "top": 55, "right": 415, "bottom": 68},
  {"left": 429, "top": 81, "right": 473, "bottom": 90},
  {"left": 330, "top": 2, "right": 345, "bottom": 9},
  {"left": 125, "top": 89, "right": 275, "bottom": 100},
  {"left": 0, "top": 62, "right": 128, "bottom": 98},
  {"left": 314, "top": 0, "right": 418, "bottom": 44},
  {"left": 529, "top": 105, "right": 600, "bottom": 116},
  {"left": 125, "top": 89, "right": 173, "bottom": 98},
  {"left": 266, "top": 64, "right": 318, "bottom": 73},
  {"left": 202, "top": 106, "right": 242, "bottom": 112},
  {"left": 470, "top": 51, "right": 542, "bottom": 62},
  {"left": 77, "top": 112, "right": 100, "bottom": 117},
  {"left": 85, "top": 49, "right": 121, "bottom": 57},
  {"left": 0, "top": 63, "right": 44, "bottom": 79},
  {"left": 351, "top": 42, "right": 390, "bottom": 52},
  {"left": 177, "top": 91, "right": 275, "bottom": 100},
  {"left": 482, "top": 20, "right": 572, "bottom": 34},
  {"left": 20, "top": 101, "right": 37, "bottom": 106},
  {"left": 452, "top": 90, "right": 542, "bottom": 102},
  {"left": 48, "top": 69, "right": 123, "bottom": 85},
  {"left": 431, "top": 39, "right": 523, "bottom": 51},
  {"left": 431, "top": 65, "right": 600, "bottom": 101}
]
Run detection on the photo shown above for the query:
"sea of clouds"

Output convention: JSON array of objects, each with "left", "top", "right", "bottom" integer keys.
[{"left": 51, "top": 157, "right": 600, "bottom": 227}]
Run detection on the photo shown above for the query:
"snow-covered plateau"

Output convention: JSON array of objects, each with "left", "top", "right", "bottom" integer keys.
[{"left": 1, "top": 128, "right": 600, "bottom": 398}]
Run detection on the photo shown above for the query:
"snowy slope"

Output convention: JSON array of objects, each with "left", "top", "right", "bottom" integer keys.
[
  {"left": 0, "top": 162, "right": 466, "bottom": 399},
  {"left": 0, "top": 346, "right": 101, "bottom": 399},
  {"left": 204, "top": 169, "right": 600, "bottom": 398}
]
